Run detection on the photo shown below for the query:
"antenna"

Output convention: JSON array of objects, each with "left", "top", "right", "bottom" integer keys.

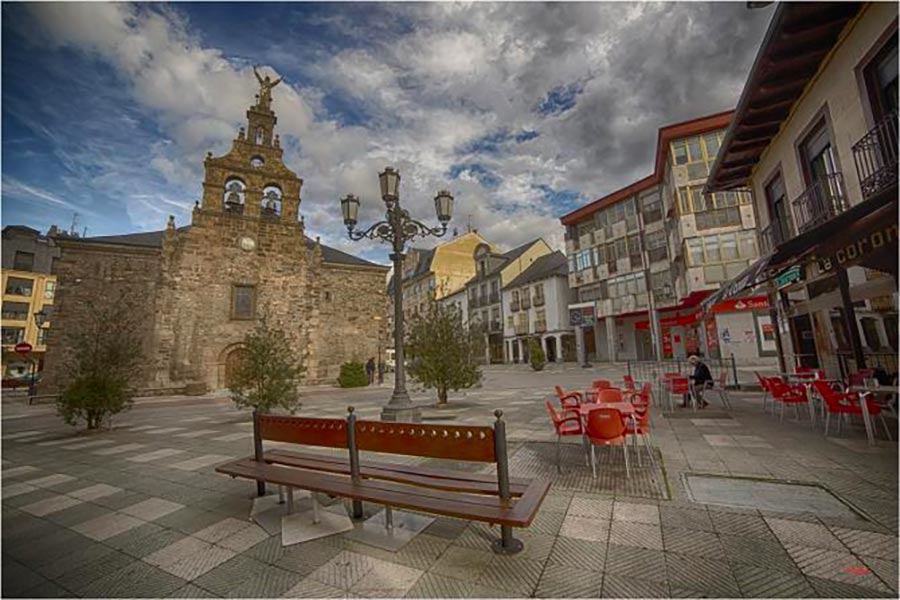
[
  {"left": 466, "top": 214, "right": 472, "bottom": 233},
  {"left": 70, "top": 212, "right": 80, "bottom": 236}
]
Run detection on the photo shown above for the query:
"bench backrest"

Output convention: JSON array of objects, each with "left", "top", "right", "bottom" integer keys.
[
  {"left": 257, "top": 414, "right": 348, "bottom": 448},
  {"left": 355, "top": 420, "right": 497, "bottom": 463}
]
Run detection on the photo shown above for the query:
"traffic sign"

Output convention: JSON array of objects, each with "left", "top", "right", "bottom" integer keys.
[{"left": 14, "top": 342, "right": 33, "bottom": 355}]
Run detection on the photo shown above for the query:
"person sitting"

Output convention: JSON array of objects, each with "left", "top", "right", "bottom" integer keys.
[{"left": 684, "top": 355, "right": 712, "bottom": 408}]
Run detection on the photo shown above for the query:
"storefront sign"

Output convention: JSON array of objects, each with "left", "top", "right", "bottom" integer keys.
[
  {"left": 817, "top": 222, "right": 898, "bottom": 272},
  {"left": 709, "top": 296, "right": 769, "bottom": 313},
  {"left": 775, "top": 265, "right": 802, "bottom": 289},
  {"left": 568, "top": 305, "right": 596, "bottom": 327},
  {"left": 635, "top": 312, "right": 698, "bottom": 329}
]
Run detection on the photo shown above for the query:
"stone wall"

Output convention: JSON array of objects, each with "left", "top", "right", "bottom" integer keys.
[
  {"left": 308, "top": 263, "right": 388, "bottom": 383},
  {"left": 41, "top": 242, "right": 162, "bottom": 392}
]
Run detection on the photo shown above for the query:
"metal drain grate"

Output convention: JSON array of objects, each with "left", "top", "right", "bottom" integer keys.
[
  {"left": 507, "top": 442, "right": 670, "bottom": 498},
  {"left": 683, "top": 474, "right": 870, "bottom": 520}
]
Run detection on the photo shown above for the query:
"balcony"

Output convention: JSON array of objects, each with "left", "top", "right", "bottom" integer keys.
[
  {"left": 489, "top": 320, "right": 502, "bottom": 333},
  {"left": 521, "top": 296, "right": 531, "bottom": 309},
  {"left": 478, "top": 295, "right": 488, "bottom": 307},
  {"left": 510, "top": 299, "right": 520, "bottom": 312},
  {"left": 514, "top": 323, "right": 529, "bottom": 335},
  {"left": 535, "top": 320, "right": 547, "bottom": 333},
  {"left": 533, "top": 295, "right": 545, "bottom": 307},
  {"left": 792, "top": 172, "right": 848, "bottom": 233},
  {"left": 853, "top": 113, "right": 898, "bottom": 201},
  {"left": 489, "top": 292, "right": 500, "bottom": 304},
  {"left": 759, "top": 218, "right": 793, "bottom": 254}
]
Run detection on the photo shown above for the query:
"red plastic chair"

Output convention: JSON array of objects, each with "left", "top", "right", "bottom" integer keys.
[
  {"left": 583, "top": 407, "right": 629, "bottom": 479},
  {"left": 624, "top": 398, "right": 655, "bottom": 468},
  {"left": 813, "top": 381, "right": 890, "bottom": 439},
  {"left": 596, "top": 389, "right": 623, "bottom": 403},
  {"left": 623, "top": 375, "right": 637, "bottom": 392},
  {"left": 848, "top": 369, "right": 876, "bottom": 388},
  {"left": 796, "top": 367, "right": 825, "bottom": 380},
  {"left": 755, "top": 371, "right": 771, "bottom": 411},
  {"left": 669, "top": 377, "right": 691, "bottom": 409},
  {"left": 555, "top": 386, "right": 582, "bottom": 410},
  {"left": 545, "top": 400, "right": 585, "bottom": 473},
  {"left": 770, "top": 378, "right": 809, "bottom": 422},
  {"left": 592, "top": 379, "right": 613, "bottom": 390}
]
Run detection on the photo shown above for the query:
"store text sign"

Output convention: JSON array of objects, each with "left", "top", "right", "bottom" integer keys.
[
  {"left": 709, "top": 296, "right": 769, "bottom": 314},
  {"left": 817, "top": 222, "right": 898, "bottom": 272}
]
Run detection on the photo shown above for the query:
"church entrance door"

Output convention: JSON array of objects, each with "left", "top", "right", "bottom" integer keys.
[{"left": 224, "top": 347, "right": 248, "bottom": 390}]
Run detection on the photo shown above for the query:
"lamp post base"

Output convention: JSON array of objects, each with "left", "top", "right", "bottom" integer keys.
[{"left": 380, "top": 404, "right": 422, "bottom": 423}]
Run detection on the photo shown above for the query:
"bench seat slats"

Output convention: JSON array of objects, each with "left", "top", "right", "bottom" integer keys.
[
  {"left": 262, "top": 449, "right": 532, "bottom": 496},
  {"left": 216, "top": 458, "right": 548, "bottom": 528}
]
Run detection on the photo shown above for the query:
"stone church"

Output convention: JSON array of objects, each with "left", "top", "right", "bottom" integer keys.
[{"left": 43, "top": 76, "right": 388, "bottom": 393}]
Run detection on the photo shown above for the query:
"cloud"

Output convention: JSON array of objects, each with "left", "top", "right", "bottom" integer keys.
[{"left": 4, "top": 2, "right": 773, "bottom": 260}]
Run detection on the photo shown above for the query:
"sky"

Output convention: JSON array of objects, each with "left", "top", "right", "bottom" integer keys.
[{"left": 1, "top": 2, "right": 773, "bottom": 264}]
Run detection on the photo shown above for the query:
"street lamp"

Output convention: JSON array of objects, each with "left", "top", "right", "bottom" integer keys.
[
  {"left": 30, "top": 310, "right": 48, "bottom": 397},
  {"left": 341, "top": 166, "right": 453, "bottom": 422}
]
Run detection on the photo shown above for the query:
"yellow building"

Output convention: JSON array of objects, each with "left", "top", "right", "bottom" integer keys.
[{"left": 1, "top": 270, "right": 56, "bottom": 378}]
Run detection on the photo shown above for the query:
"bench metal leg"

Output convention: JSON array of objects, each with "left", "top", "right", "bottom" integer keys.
[
  {"left": 492, "top": 525, "right": 524, "bottom": 555},
  {"left": 278, "top": 485, "right": 285, "bottom": 504},
  {"left": 281, "top": 491, "right": 354, "bottom": 547},
  {"left": 286, "top": 487, "right": 294, "bottom": 514},
  {"left": 351, "top": 500, "right": 364, "bottom": 520},
  {"left": 344, "top": 506, "right": 434, "bottom": 552}
]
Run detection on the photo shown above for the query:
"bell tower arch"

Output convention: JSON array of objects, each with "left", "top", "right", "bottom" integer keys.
[{"left": 199, "top": 67, "right": 302, "bottom": 222}]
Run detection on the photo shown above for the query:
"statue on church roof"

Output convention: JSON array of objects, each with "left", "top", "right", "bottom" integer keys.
[{"left": 253, "top": 66, "right": 282, "bottom": 111}]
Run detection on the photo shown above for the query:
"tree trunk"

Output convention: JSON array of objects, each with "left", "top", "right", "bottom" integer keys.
[{"left": 437, "top": 387, "right": 448, "bottom": 405}]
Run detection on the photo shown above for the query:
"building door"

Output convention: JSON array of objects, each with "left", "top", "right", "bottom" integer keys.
[
  {"left": 764, "top": 174, "right": 791, "bottom": 245},
  {"left": 790, "top": 314, "right": 819, "bottom": 368},
  {"left": 864, "top": 32, "right": 898, "bottom": 121},
  {"left": 636, "top": 329, "right": 653, "bottom": 360},
  {"left": 546, "top": 337, "right": 557, "bottom": 362},
  {"left": 224, "top": 347, "right": 248, "bottom": 390},
  {"left": 583, "top": 326, "right": 596, "bottom": 360}
]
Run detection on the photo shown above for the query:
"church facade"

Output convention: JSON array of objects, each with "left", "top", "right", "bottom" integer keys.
[{"left": 42, "top": 79, "right": 388, "bottom": 393}]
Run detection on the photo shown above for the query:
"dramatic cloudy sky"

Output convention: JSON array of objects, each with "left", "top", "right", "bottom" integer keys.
[{"left": 1, "top": 2, "right": 772, "bottom": 263}]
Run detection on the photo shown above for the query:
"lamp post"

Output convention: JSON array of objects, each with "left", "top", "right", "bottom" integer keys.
[
  {"left": 30, "top": 310, "right": 48, "bottom": 398},
  {"left": 341, "top": 167, "right": 453, "bottom": 422}
]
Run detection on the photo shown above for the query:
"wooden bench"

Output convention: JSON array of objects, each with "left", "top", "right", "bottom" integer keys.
[{"left": 216, "top": 408, "right": 550, "bottom": 554}]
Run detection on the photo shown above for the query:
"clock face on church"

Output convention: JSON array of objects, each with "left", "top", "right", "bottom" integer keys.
[{"left": 239, "top": 236, "right": 256, "bottom": 251}]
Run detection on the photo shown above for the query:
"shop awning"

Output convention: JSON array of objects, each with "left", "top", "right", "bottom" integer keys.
[{"left": 701, "top": 187, "right": 898, "bottom": 312}]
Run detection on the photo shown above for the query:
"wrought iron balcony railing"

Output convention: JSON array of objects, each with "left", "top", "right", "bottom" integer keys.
[
  {"left": 853, "top": 113, "right": 898, "bottom": 201},
  {"left": 514, "top": 323, "right": 530, "bottom": 335},
  {"left": 533, "top": 295, "right": 545, "bottom": 307},
  {"left": 489, "top": 320, "right": 502, "bottom": 333},
  {"left": 535, "top": 320, "right": 547, "bottom": 333},
  {"left": 489, "top": 292, "right": 500, "bottom": 304},
  {"left": 521, "top": 296, "right": 531, "bottom": 309},
  {"left": 509, "top": 299, "right": 520, "bottom": 312},
  {"left": 792, "top": 172, "right": 848, "bottom": 233},
  {"left": 759, "top": 218, "right": 792, "bottom": 254}
]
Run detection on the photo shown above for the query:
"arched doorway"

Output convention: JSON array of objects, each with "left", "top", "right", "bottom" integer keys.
[{"left": 223, "top": 346, "right": 248, "bottom": 390}]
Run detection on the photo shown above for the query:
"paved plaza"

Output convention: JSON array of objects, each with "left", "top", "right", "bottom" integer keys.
[{"left": 2, "top": 364, "right": 898, "bottom": 598}]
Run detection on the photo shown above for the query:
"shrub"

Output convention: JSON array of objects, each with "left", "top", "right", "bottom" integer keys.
[
  {"left": 229, "top": 319, "right": 304, "bottom": 414},
  {"left": 528, "top": 337, "right": 546, "bottom": 371},
  {"left": 338, "top": 361, "right": 368, "bottom": 388}
]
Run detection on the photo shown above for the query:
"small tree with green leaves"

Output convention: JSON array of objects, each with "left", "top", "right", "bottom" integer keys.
[
  {"left": 406, "top": 301, "right": 482, "bottom": 404},
  {"left": 338, "top": 361, "right": 368, "bottom": 388},
  {"left": 57, "top": 292, "right": 144, "bottom": 430},
  {"left": 229, "top": 319, "right": 304, "bottom": 414},
  {"left": 528, "top": 337, "right": 546, "bottom": 371}
]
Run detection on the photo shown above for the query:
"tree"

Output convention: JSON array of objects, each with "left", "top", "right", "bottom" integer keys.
[
  {"left": 57, "top": 292, "right": 144, "bottom": 430},
  {"left": 228, "top": 319, "right": 304, "bottom": 414},
  {"left": 528, "top": 337, "right": 546, "bottom": 371},
  {"left": 406, "top": 301, "right": 482, "bottom": 404}
]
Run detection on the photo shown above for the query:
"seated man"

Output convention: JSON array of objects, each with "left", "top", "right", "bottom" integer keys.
[{"left": 683, "top": 354, "right": 712, "bottom": 408}]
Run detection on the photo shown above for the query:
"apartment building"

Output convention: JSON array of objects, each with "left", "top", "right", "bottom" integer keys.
[
  {"left": 386, "top": 231, "right": 492, "bottom": 333},
  {"left": 464, "top": 239, "right": 553, "bottom": 363},
  {"left": 705, "top": 2, "right": 898, "bottom": 377},
  {"left": 561, "top": 112, "right": 777, "bottom": 365},
  {"left": 1, "top": 226, "right": 60, "bottom": 379},
  {"left": 502, "top": 251, "right": 575, "bottom": 363}
]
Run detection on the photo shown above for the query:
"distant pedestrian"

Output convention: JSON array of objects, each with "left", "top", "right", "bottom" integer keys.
[
  {"left": 684, "top": 355, "right": 712, "bottom": 408},
  {"left": 365, "top": 357, "right": 376, "bottom": 385},
  {"left": 377, "top": 360, "right": 385, "bottom": 384}
]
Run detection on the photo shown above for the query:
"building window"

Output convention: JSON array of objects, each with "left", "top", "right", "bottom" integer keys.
[
  {"left": 533, "top": 283, "right": 544, "bottom": 302},
  {"left": 645, "top": 230, "right": 668, "bottom": 262},
  {"left": 231, "top": 285, "right": 256, "bottom": 319},
  {"left": 860, "top": 318, "right": 882, "bottom": 350},
  {"left": 1, "top": 327, "right": 25, "bottom": 345},
  {"left": 506, "top": 315, "right": 514, "bottom": 329},
  {"left": 862, "top": 32, "right": 898, "bottom": 121},
  {"left": 607, "top": 272, "right": 646, "bottom": 298},
  {"left": 686, "top": 232, "right": 758, "bottom": 266},
  {"left": 641, "top": 189, "right": 662, "bottom": 223},
  {"left": 4, "top": 277, "right": 33, "bottom": 297},
  {"left": 37, "top": 327, "right": 48, "bottom": 346},
  {"left": 44, "top": 280, "right": 56, "bottom": 301},
  {"left": 13, "top": 252, "right": 34, "bottom": 272},
  {"left": 1, "top": 302, "right": 29, "bottom": 321},
  {"left": 575, "top": 250, "right": 592, "bottom": 271}
]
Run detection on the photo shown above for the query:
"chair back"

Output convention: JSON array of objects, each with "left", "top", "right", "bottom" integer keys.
[
  {"left": 554, "top": 385, "right": 566, "bottom": 399},
  {"left": 596, "top": 388, "right": 623, "bottom": 403},
  {"left": 592, "top": 379, "right": 613, "bottom": 390},
  {"left": 623, "top": 375, "right": 636, "bottom": 391},
  {"left": 641, "top": 382, "right": 653, "bottom": 403},
  {"left": 812, "top": 380, "right": 841, "bottom": 407},
  {"left": 848, "top": 369, "right": 876, "bottom": 388},
  {"left": 796, "top": 367, "right": 825, "bottom": 380},
  {"left": 669, "top": 377, "right": 690, "bottom": 394},
  {"left": 584, "top": 408, "right": 626, "bottom": 441}
]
